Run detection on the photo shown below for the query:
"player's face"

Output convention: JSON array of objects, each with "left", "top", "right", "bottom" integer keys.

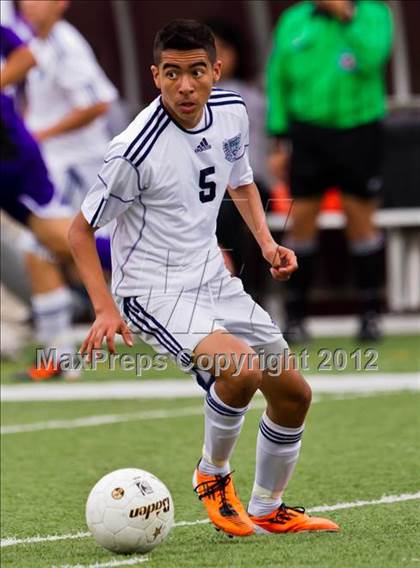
[
  {"left": 19, "top": 0, "right": 67, "bottom": 32},
  {"left": 151, "top": 49, "right": 221, "bottom": 129}
]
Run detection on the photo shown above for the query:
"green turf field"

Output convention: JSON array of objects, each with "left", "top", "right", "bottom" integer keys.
[
  {"left": 1, "top": 334, "right": 419, "bottom": 383},
  {"left": 1, "top": 389, "right": 419, "bottom": 567}
]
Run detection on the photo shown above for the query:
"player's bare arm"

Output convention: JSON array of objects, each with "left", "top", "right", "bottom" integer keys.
[
  {"left": 228, "top": 182, "right": 298, "bottom": 280},
  {"left": 68, "top": 212, "right": 133, "bottom": 360},
  {"left": 0, "top": 39, "right": 110, "bottom": 143},
  {"left": 0, "top": 43, "right": 37, "bottom": 89},
  {"left": 33, "top": 102, "right": 110, "bottom": 142}
]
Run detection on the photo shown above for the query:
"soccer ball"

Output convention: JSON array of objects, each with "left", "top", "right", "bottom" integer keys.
[{"left": 86, "top": 468, "right": 174, "bottom": 554}]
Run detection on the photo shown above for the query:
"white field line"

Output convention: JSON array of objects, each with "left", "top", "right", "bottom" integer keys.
[
  {"left": 0, "top": 399, "right": 265, "bottom": 435},
  {"left": 1, "top": 373, "right": 419, "bottom": 402},
  {"left": 1, "top": 492, "right": 419, "bottom": 549},
  {"left": 0, "top": 406, "right": 205, "bottom": 435},
  {"left": 307, "top": 491, "right": 420, "bottom": 513},
  {"left": 0, "top": 393, "right": 388, "bottom": 435},
  {"left": 1, "top": 531, "right": 91, "bottom": 548},
  {"left": 52, "top": 557, "right": 149, "bottom": 568}
]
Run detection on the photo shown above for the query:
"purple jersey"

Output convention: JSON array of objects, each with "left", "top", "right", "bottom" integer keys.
[
  {"left": 0, "top": 25, "right": 110, "bottom": 268},
  {"left": 0, "top": 25, "right": 24, "bottom": 56},
  {"left": 1, "top": 25, "right": 25, "bottom": 136},
  {"left": 0, "top": 25, "right": 56, "bottom": 224}
]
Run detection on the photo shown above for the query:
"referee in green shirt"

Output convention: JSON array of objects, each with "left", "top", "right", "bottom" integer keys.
[{"left": 267, "top": 0, "right": 393, "bottom": 342}]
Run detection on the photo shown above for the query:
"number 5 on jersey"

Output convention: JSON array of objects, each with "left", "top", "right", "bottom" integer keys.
[{"left": 199, "top": 167, "right": 216, "bottom": 203}]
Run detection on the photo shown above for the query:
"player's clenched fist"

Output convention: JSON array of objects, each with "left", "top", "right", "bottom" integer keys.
[
  {"left": 262, "top": 242, "right": 298, "bottom": 281},
  {"left": 79, "top": 306, "right": 133, "bottom": 361}
]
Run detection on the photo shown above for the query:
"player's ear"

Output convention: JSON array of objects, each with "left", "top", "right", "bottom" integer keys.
[
  {"left": 212, "top": 60, "right": 222, "bottom": 83},
  {"left": 151, "top": 65, "right": 161, "bottom": 89}
]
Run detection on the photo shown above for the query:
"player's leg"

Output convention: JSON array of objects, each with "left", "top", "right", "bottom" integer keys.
[
  {"left": 213, "top": 274, "right": 338, "bottom": 532},
  {"left": 284, "top": 196, "right": 321, "bottom": 341},
  {"left": 1, "top": 139, "right": 77, "bottom": 378},
  {"left": 248, "top": 353, "right": 309, "bottom": 516},
  {"left": 339, "top": 121, "right": 385, "bottom": 341},
  {"left": 15, "top": 245, "right": 76, "bottom": 381},
  {"left": 247, "top": 342, "right": 339, "bottom": 532},
  {"left": 121, "top": 293, "right": 257, "bottom": 536},
  {"left": 26, "top": 251, "right": 74, "bottom": 354},
  {"left": 342, "top": 194, "right": 384, "bottom": 340},
  {"left": 284, "top": 123, "right": 327, "bottom": 342},
  {"left": 17, "top": 160, "right": 109, "bottom": 376},
  {"left": 192, "top": 330, "right": 260, "bottom": 536},
  {"left": 194, "top": 330, "right": 261, "bottom": 474},
  {"left": 27, "top": 214, "right": 72, "bottom": 259}
]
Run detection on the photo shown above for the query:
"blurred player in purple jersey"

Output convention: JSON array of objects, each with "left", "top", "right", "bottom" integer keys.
[{"left": 1, "top": 24, "right": 77, "bottom": 380}]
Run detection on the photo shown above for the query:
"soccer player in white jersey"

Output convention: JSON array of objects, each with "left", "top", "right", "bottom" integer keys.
[
  {"left": 70, "top": 20, "right": 339, "bottom": 537},
  {"left": 19, "top": 0, "right": 118, "bottom": 210}
]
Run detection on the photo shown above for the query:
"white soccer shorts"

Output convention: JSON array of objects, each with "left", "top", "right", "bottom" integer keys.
[{"left": 119, "top": 273, "right": 287, "bottom": 388}]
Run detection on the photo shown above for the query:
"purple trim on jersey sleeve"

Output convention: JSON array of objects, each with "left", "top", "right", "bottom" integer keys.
[
  {"left": 0, "top": 25, "right": 24, "bottom": 58},
  {"left": 95, "top": 236, "right": 112, "bottom": 272}
]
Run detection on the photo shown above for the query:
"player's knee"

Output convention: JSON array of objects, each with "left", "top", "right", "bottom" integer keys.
[
  {"left": 282, "top": 371, "right": 312, "bottom": 412},
  {"left": 299, "top": 378, "right": 312, "bottom": 411},
  {"left": 29, "top": 216, "right": 71, "bottom": 260},
  {"left": 292, "top": 376, "right": 312, "bottom": 412},
  {"left": 234, "top": 366, "right": 263, "bottom": 393}
]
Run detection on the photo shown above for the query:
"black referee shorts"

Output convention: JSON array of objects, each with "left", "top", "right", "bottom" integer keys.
[{"left": 289, "top": 120, "right": 384, "bottom": 200}]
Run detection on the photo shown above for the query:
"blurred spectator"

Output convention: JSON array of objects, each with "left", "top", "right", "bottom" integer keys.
[
  {"left": 267, "top": 0, "right": 393, "bottom": 342},
  {"left": 1, "top": 24, "right": 77, "bottom": 378},
  {"left": 207, "top": 19, "right": 271, "bottom": 300},
  {"left": 207, "top": 19, "right": 271, "bottom": 196}
]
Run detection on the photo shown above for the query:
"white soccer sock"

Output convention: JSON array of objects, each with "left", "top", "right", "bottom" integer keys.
[
  {"left": 199, "top": 383, "right": 249, "bottom": 476},
  {"left": 31, "top": 287, "right": 74, "bottom": 361},
  {"left": 248, "top": 412, "right": 304, "bottom": 517}
]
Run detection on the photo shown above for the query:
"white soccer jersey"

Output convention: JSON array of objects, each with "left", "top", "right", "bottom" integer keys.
[
  {"left": 25, "top": 20, "right": 117, "bottom": 170},
  {"left": 81, "top": 89, "right": 254, "bottom": 297}
]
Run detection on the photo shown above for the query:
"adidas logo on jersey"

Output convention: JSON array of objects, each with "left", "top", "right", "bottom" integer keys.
[{"left": 194, "top": 138, "right": 212, "bottom": 153}]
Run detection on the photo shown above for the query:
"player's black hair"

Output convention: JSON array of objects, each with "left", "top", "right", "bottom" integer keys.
[
  {"left": 205, "top": 19, "right": 251, "bottom": 81},
  {"left": 153, "top": 19, "right": 216, "bottom": 64}
]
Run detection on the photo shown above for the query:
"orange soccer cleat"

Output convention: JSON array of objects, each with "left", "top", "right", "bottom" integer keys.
[
  {"left": 15, "top": 361, "right": 63, "bottom": 382},
  {"left": 193, "top": 466, "right": 255, "bottom": 537},
  {"left": 14, "top": 361, "right": 80, "bottom": 382},
  {"left": 250, "top": 503, "right": 340, "bottom": 534}
]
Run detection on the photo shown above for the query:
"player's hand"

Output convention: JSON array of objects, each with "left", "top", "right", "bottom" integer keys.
[
  {"left": 316, "top": 0, "right": 354, "bottom": 21},
  {"left": 262, "top": 242, "right": 298, "bottom": 281},
  {"left": 79, "top": 306, "right": 133, "bottom": 362}
]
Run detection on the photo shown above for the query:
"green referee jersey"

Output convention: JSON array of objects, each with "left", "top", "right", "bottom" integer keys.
[{"left": 267, "top": 0, "right": 393, "bottom": 135}]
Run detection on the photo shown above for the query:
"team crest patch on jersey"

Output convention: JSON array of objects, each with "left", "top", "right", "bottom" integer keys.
[{"left": 223, "top": 133, "right": 242, "bottom": 162}]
